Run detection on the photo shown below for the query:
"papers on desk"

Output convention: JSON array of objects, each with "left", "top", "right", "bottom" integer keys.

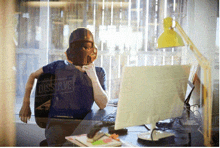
[
  {"left": 65, "top": 134, "right": 122, "bottom": 147},
  {"left": 65, "top": 135, "right": 87, "bottom": 147}
]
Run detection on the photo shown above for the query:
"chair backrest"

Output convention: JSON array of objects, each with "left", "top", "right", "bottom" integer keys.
[{"left": 34, "top": 73, "right": 55, "bottom": 128}]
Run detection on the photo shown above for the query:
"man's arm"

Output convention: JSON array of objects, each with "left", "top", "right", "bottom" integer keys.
[
  {"left": 19, "top": 68, "right": 44, "bottom": 123},
  {"left": 83, "top": 64, "right": 109, "bottom": 109}
]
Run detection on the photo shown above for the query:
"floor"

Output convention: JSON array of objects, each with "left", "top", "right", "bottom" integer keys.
[
  {"left": 15, "top": 113, "right": 44, "bottom": 146},
  {"left": 16, "top": 122, "right": 45, "bottom": 146}
]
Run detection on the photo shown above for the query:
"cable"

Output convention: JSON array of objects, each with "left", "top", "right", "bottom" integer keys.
[
  {"left": 144, "top": 124, "right": 150, "bottom": 131},
  {"left": 150, "top": 128, "right": 159, "bottom": 141}
]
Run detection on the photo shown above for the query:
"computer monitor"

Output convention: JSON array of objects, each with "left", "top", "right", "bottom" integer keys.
[{"left": 114, "top": 65, "right": 191, "bottom": 141}]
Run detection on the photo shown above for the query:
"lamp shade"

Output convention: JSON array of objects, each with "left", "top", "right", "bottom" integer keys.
[
  {"left": 157, "top": 17, "right": 185, "bottom": 48},
  {"left": 157, "top": 28, "right": 184, "bottom": 48}
]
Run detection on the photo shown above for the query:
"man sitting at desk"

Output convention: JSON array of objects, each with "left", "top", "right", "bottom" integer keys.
[{"left": 19, "top": 28, "right": 109, "bottom": 146}]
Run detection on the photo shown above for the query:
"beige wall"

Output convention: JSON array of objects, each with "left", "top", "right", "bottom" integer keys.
[{"left": 0, "top": 0, "right": 16, "bottom": 146}]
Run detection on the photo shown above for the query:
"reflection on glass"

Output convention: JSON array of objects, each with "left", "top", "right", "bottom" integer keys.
[{"left": 15, "top": 0, "right": 188, "bottom": 114}]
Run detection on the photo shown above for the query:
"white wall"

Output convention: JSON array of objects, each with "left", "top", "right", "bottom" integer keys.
[
  {"left": 187, "top": 0, "right": 218, "bottom": 81},
  {"left": 187, "top": 0, "right": 219, "bottom": 126}
]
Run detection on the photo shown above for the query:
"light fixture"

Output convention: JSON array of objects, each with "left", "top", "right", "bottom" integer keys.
[
  {"left": 22, "top": 1, "right": 68, "bottom": 8},
  {"left": 157, "top": 17, "right": 212, "bottom": 146},
  {"left": 157, "top": 17, "right": 184, "bottom": 48}
]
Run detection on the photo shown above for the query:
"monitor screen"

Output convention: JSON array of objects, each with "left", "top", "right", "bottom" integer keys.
[{"left": 115, "top": 65, "right": 191, "bottom": 130}]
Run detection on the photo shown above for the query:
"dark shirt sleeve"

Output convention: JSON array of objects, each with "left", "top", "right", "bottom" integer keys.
[{"left": 96, "top": 67, "right": 107, "bottom": 91}]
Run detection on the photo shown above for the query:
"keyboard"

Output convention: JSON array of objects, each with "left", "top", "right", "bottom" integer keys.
[
  {"left": 101, "top": 110, "right": 117, "bottom": 126},
  {"left": 100, "top": 109, "right": 128, "bottom": 135},
  {"left": 107, "top": 99, "right": 118, "bottom": 106}
]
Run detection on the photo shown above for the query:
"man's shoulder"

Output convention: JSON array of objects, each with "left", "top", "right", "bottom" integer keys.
[
  {"left": 52, "top": 60, "right": 66, "bottom": 65},
  {"left": 43, "top": 60, "right": 68, "bottom": 73},
  {"left": 50, "top": 60, "right": 69, "bottom": 68}
]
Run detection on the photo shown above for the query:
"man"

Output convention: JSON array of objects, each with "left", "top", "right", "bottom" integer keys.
[{"left": 19, "top": 28, "right": 109, "bottom": 146}]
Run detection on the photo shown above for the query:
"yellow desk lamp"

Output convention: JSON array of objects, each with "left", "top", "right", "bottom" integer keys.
[{"left": 157, "top": 17, "right": 212, "bottom": 146}]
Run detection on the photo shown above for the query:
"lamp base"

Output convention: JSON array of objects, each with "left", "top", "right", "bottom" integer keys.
[{"left": 138, "top": 130, "right": 175, "bottom": 141}]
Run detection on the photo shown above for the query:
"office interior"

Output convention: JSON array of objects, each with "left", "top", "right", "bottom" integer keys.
[{"left": 0, "top": 0, "right": 219, "bottom": 146}]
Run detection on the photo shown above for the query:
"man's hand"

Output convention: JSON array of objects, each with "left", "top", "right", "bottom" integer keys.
[
  {"left": 83, "top": 63, "right": 98, "bottom": 81},
  {"left": 19, "top": 102, "right": 31, "bottom": 123},
  {"left": 19, "top": 68, "right": 43, "bottom": 123}
]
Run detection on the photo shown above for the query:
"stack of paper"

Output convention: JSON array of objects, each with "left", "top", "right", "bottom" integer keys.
[{"left": 65, "top": 134, "right": 122, "bottom": 147}]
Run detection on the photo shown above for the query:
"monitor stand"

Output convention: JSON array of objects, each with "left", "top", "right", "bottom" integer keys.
[{"left": 138, "top": 123, "right": 175, "bottom": 141}]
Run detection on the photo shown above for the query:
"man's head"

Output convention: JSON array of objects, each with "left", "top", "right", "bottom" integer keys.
[{"left": 65, "top": 28, "right": 97, "bottom": 66}]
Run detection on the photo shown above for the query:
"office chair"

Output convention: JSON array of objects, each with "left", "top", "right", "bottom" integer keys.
[{"left": 35, "top": 73, "right": 55, "bottom": 146}]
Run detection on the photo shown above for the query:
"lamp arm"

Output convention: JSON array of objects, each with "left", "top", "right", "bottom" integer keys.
[
  {"left": 175, "top": 21, "right": 209, "bottom": 68},
  {"left": 175, "top": 21, "right": 213, "bottom": 146}
]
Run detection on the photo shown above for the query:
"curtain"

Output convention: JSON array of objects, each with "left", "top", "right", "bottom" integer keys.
[{"left": 0, "top": 0, "right": 16, "bottom": 146}]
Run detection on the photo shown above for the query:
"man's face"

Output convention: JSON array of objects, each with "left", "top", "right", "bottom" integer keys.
[
  {"left": 71, "top": 41, "right": 93, "bottom": 51},
  {"left": 67, "top": 41, "right": 97, "bottom": 66}
]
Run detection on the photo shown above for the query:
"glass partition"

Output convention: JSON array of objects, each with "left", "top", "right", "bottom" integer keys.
[{"left": 15, "top": 0, "right": 188, "bottom": 114}]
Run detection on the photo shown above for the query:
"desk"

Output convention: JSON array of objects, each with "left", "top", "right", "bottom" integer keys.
[{"left": 63, "top": 104, "right": 203, "bottom": 147}]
